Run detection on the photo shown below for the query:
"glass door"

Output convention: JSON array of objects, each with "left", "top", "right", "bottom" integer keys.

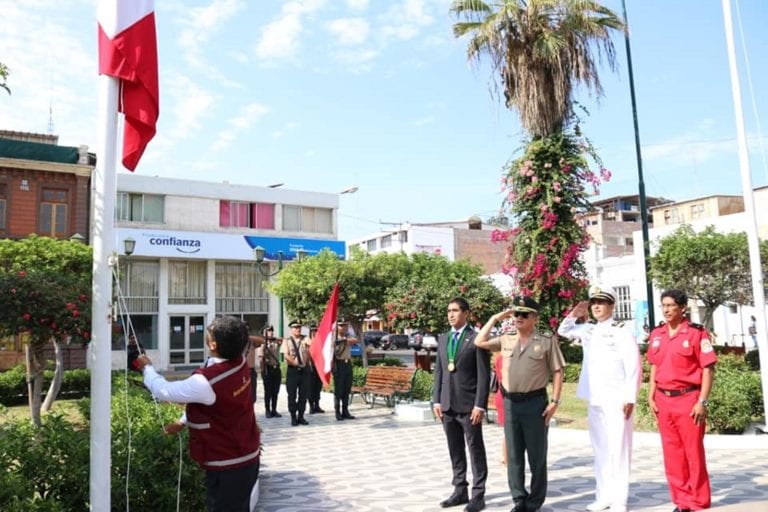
[{"left": 169, "top": 315, "right": 206, "bottom": 366}]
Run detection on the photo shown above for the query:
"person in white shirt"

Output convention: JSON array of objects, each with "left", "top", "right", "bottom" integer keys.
[{"left": 557, "top": 285, "right": 641, "bottom": 512}]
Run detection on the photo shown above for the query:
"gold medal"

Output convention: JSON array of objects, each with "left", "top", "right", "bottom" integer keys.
[{"left": 448, "top": 362, "right": 456, "bottom": 372}]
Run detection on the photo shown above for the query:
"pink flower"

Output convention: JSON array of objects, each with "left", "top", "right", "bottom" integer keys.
[
  {"left": 531, "top": 176, "right": 539, "bottom": 184},
  {"left": 23, "top": 313, "right": 31, "bottom": 321},
  {"left": 18, "top": 271, "right": 26, "bottom": 277},
  {"left": 553, "top": 181, "right": 562, "bottom": 192},
  {"left": 553, "top": 196, "right": 561, "bottom": 203}
]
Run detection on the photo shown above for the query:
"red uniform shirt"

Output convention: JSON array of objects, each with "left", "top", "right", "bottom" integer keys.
[{"left": 647, "top": 319, "right": 717, "bottom": 389}]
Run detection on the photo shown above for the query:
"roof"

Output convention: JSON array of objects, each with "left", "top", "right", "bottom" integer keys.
[{"left": 0, "top": 137, "right": 81, "bottom": 164}]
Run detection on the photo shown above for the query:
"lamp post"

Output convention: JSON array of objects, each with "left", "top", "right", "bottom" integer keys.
[{"left": 253, "top": 247, "right": 308, "bottom": 337}]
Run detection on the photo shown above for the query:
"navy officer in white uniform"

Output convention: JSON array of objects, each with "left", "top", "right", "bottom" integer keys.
[{"left": 557, "top": 285, "right": 641, "bottom": 512}]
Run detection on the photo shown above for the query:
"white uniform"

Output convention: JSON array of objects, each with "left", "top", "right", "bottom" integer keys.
[{"left": 558, "top": 316, "right": 641, "bottom": 512}]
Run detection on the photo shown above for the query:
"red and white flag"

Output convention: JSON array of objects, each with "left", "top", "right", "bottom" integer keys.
[
  {"left": 310, "top": 283, "right": 339, "bottom": 386},
  {"left": 97, "top": 0, "right": 159, "bottom": 171}
]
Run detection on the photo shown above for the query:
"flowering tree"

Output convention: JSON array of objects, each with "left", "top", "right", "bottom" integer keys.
[
  {"left": 452, "top": 0, "right": 623, "bottom": 329},
  {"left": 0, "top": 236, "right": 92, "bottom": 425}
]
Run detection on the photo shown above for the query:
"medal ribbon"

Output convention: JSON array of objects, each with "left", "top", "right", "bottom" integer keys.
[{"left": 448, "top": 327, "right": 467, "bottom": 367}]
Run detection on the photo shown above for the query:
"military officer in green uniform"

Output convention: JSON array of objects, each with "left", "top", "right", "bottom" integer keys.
[
  {"left": 332, "top": 321, "right": 359, "bottom": 421},
  {"left": 474, "top": 296, "right": 565, "bottom": 512}
]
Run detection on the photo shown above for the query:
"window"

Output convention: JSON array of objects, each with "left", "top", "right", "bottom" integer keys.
[
  {"left": 114, "top": 260, "right": 160, "bottom": 349},
  {"left": 381, "top": 234, "right": 392, "bottom": 249},
  {"left": 366, "top": 238, "right": 377, "bottom": 252},
  {"left": 614, "top": 285, "right": 633, "bottom": 321},
  {"left": 219, "top": 201, "right": 275, "bottom": 229},
  {"left": 169, "top": 260, "right": 207, "bottom": 304},
  {"left": 0, "top": 183, "right": 6, "bottom": 230},
  {"left": 116, "top": 192, "right": 164, "bottom": 223},
  {"left": 690, "top": 203, "right": 704, "bottom": 219},
  {"left": 283, "top": 205, "right": 332, "bottom": 233},
  {"left": 40, "top": 188, "right": 68, "bottom": 237},
  {"left": 215, "top": 263, "right": 269, "bottom": 313}
]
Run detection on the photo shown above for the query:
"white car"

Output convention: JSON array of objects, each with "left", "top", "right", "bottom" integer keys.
[{"left": 421, "top": 334, "right": 438, "bottom": 351}]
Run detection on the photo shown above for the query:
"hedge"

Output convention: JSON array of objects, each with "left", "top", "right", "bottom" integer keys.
[{"left": 0, "top": 364, "right": 91, "bottom": 406}]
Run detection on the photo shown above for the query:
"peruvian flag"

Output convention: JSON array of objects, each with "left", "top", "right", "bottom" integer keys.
[
  {"left": 97, "top": 0, "right": 159, "bottom": 171},
  {"left": 310, "top": 283, "right": 339, "bottom": 386}
]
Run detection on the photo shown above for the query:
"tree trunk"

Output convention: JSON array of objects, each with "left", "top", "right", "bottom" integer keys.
[
  {"left": 42, "top": 338, "right": 64, "bottom": 412},
  {"left": 25, "top": 342, "right": 44, "bottom": 427},
  {"left": 353, "top": 319, "right": 368, "bottom": 368}
]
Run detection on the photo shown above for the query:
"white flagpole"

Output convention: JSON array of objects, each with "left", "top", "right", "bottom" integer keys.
[
  {"left": 91, "top": 73, "right": 119, "bottom": 510},
  {"left": 722, "top": 0, "right": 768, "bottom": 432}
]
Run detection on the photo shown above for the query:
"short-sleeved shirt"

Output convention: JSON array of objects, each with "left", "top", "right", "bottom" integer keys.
[
  {"left": 487, "top": 330, "right": 565, "bottom": 393},
  {"left": 282, "top": 336, "right": 310, "bottom": 368},
  {"left": 262, "top": 339, "right": 281, "bottom": 368},
  {"left": 334, "top": 337, "right": 353, "bottom": 360},
  {"left": 646, "top": 319, "right": 717, "bottom": 390}
]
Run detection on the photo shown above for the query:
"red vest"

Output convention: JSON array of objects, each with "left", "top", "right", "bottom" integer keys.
[{"left": 186, "top": 356, "right": 260, "bottom": 471}]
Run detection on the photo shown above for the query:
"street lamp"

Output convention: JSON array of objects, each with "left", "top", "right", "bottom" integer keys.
[{"left": 123, "top": 237, "right": 136, "bottom": 257}]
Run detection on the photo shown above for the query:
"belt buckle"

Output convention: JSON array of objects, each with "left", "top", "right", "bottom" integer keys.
[{"left": 663, "top": 389, "right": 672, "bottom": 396}]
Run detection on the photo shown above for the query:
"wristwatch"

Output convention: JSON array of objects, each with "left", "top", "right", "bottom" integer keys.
[
  {"left": 551, "top": 399, "right": 561, "bottom": 405},
  {"left": 698, "top": 398, "right": 709, "bottom": 407}
]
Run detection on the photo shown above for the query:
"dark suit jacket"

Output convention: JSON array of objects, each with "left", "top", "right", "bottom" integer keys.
[{"left": 432, "top": 327, "right": 490, "bottom": 414}]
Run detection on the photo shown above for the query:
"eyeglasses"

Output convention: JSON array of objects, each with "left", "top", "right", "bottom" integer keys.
[{"left": 513, "top": 312, "right": 530, "bottom": 319}]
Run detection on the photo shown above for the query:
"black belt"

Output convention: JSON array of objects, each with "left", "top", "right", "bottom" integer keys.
[
  {"left": 657, "top": 386, "right": 700, "bottom": 397},
  {"left": 502, "top": 387, "right": 546, "bottom": 403},
  {"left": 336, "top": 358, "right": 350, "bottom": 364}
]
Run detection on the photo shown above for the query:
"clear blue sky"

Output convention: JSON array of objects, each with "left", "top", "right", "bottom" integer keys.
[{"left": 1, "top": 0, "right": 766, "bottom": 241}]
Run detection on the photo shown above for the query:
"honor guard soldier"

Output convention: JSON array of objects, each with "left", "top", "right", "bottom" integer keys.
[
  {"left": 282, "top": 320, "right": 311, "bottom": 426},
  {"left": 260, "top": 325, "right": 282, "bottom": 418},
  {"left": 474, "top": 296, "right": 565, "bottom": 512},
  {"left": 558, "top": 285, "right": 641, "bottom": 512},
  {"left": 332, "top": 320, "right": 359, "bottom": 421},
  {"left": 245, "top": 334, "right": 264, "bottom": 405},
  {"left": 307, "top": 324, "right": 325, "bottom": 414},
  {"left": 647, "top": 289, "right": 716, "bottom": 512}
]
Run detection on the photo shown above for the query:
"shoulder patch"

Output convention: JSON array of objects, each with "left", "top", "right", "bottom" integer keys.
[
  {"left": 612, "top": 321, "right": 625, "bottom": 328},
  {"left": 689, "top": 322, "right": 705, "bottom": 331},
  {"left": 700, "top": 338, "right": 714, "bottom": 353}
]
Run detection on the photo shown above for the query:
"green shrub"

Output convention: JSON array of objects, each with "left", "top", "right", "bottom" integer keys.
[
  {"left": 745, "top": 349, "right": 760, "bottom": 371},
  {"left": 563, "top": 363, "right": 581, "bottom": 383},
  {"left": 412, "top": 369, "right": 433, "bottom": 401},
  {"left": 559, "top": 340, "right": 583, "bottom": 363},
  {"left": 0, "top": 378, "right": 207, "bottom": 510},
  {"left": 0, "top": 364, "right": 26, "bottom": 403},
  {"left": 0, "top": 365, "right": 92, "bottom": 406}
]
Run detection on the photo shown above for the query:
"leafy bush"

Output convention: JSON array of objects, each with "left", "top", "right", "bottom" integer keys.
[
  {"left": 0, "top": 365, "right": 92, "bottom": 406},
  {"left": 563, "top": 362, "right": 581, "bottom": 383},
  {"left": 745, "top": 349, "right": 760, "bottom": 371},
  {"left": 0, "top": 377, "right": 206, "bottom": 510},
  {"left": 559, "top": 340, "right": 583, "bottom": 363},
  {"left": 411, "top": 369, "right": 433, "bottom": 401}
]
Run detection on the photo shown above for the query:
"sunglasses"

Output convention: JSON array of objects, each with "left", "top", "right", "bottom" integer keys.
[{"left": 513, "top": 312, "right": 530, "bottom": 319}]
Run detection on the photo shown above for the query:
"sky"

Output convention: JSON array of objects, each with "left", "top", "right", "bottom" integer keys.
[{"left": 1, "top": 0, "right": 767, "bottom": 242}]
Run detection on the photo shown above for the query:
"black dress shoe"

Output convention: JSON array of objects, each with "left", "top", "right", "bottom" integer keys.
[
  {"left": 464, "top": 496, "right": 485, "bottom": 512},
  {"left": 315, "top": 407, "right": 325, "bottom": 413},
  {"left": 265, "top": 410, "right": 273, "bottom": 418},
  {"left": 673, "top": 508, "right": 692, "bottom": 512},
  {"left": 342, "top": 412, "right": 356, "bottom": 419},
  {"left": 440, "top": 491, "right": 469, "bottom": 508},
  {"left": 336, "top": 412, "right": 344, "bottom": 421},
  {"left": 510, "top": 504, "right": 526, "bottom": 512},
  {"left": 309, "top": 408, "right": 317, "bottom": 414},
  {"left": 272, "top": 411, "right": 282, "bottom": 418},
  {"left": 298, "top": 418, "right": 309, "bottom": 425},
  {"left": 291, "top": 418, "right": 299, "bottom": 426}
]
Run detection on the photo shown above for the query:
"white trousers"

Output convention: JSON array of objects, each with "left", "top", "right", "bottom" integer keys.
[{"left": 588, "top": 403, "right": 633, "bottom": 509}]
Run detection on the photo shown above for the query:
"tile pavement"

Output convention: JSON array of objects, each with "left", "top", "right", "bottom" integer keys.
[{"left": 254, "top": 389, "right": 768, "bottom": 512}]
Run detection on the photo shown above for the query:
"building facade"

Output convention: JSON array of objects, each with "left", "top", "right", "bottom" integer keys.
[{"left": 113, "top": 174, "right": 345, "bottom": 370}]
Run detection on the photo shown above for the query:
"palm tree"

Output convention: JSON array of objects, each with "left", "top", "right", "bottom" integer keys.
[
  {"left": 0, "top": 62, "right": 10, "bottom": 95},
  {"left": 451, "top": 0, "right": 623, "bottom": 137}
]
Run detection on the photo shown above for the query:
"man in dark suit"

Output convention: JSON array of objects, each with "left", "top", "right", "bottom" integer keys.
[{"left": 433, "top": 297, "right": 490, "bottom": 512}]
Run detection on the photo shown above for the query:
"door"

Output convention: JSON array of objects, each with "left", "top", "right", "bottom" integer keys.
[{"left": 169, "top": 315, "right": 206, "bottom": 366}]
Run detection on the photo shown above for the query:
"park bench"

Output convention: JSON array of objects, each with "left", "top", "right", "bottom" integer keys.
[{"left": 351, "top": 365, "right": 417, "bottom": 408}]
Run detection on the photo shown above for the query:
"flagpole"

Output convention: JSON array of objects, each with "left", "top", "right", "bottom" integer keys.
[
  {"left": 722, "top": 0, "right": 768, "bottom": 432},
  {"left": 90, "top": 73, "right": 119, "bottom": 511}
]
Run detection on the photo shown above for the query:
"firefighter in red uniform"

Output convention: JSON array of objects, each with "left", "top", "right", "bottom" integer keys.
[{"left": 647, "top": 289, "right": 716, "bottom": 512}]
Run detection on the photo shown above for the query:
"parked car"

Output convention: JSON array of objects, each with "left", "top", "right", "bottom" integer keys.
[
  {"left": 409, "top": 330, "right": 438, "bottom": 351},
  {"left": 362, "top": 329, "right": 388, "bottom": 348},
  {"left": 380, "top": 333, "right": 409, "bottom": 350}
]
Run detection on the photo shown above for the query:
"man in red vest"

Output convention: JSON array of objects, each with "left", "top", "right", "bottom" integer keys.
[
  {"left": 647, "top": 289, "right": 716, "bottom": 512},
  {"left": 135, "top": 316, "right": 261, "bottom": 512}
]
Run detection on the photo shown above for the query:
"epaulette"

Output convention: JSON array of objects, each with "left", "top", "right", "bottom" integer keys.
[
  {"left": 689, "top": 322, "right": 705, "bottom": 331},
  {"left": 588, "top": 319, "right": 597, "bottom": 325},
  {"left": 538, "top": 329, "right": 555, "bottom": 338},
  {"left": 612, "top": 321, "right": 625, "bottom": 328}
]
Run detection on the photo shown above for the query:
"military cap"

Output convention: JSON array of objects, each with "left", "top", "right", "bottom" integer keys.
[
  {"left": 288, "top": 320, "right": 303, "bottom": 328},
  {"left": 589, "top": 284, "right": 617, "bottom": 304},
  {"left": 511, "top": 296, "right": 539, "bottom": 313}
]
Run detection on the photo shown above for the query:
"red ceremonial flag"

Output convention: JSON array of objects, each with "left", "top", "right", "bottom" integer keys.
[
  {"left": 97, "top": 0, "right": 159, "bottom": 171},
  {"left": 310, "top": 283, "right": 340, "bottom": 387}
]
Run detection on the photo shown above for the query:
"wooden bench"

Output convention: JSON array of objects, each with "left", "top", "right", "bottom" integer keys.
[{"left": 351, "top": 365, "right": 417, "bottom": 408}]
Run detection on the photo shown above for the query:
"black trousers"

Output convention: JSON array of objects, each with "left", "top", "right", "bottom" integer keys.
[
  {"left": 442, "top": 410, "right": 488, "bottom": 499},
  {"left": 249, "top": 368, "right": 258, "bottom": 404},
  {"left": 504, "top": 393, "right": 549, "bottom": 511},
  {"left": 286, "top": 366, "right": 309, "bottom": 418},
  {"left": 308, "top": 363, "right": 323, "bottom": 406},
  {"left": 261, "top": 365, "right": 281, "bottom": 412},
  {"left": 332, "top": 360, "right": 353, "bottom": 408},
  {"left": 205, "top": 459, "right": 260, "bottom": 512}
]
